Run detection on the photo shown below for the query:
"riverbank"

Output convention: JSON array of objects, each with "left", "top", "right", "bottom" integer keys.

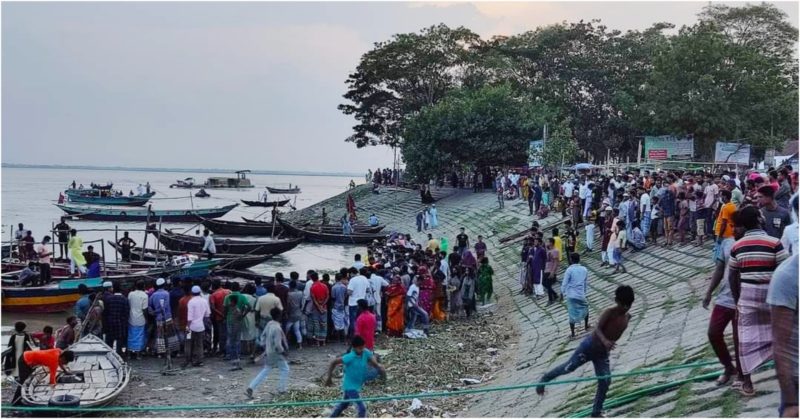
[{"left": 2, "top": 184, "right": 782, "bottom": 417}]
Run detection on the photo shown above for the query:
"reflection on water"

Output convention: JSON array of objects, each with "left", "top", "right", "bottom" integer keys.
[{"left": 1, "top": 167, "right": 369, "bottom": 329}]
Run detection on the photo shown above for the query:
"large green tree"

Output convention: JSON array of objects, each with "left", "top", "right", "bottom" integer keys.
[
  {"left": 402, "top": 85, "right": 552, "bottom": 182},
  {"left": 338, "top": 24, "right": 483, "bottom": 148}
]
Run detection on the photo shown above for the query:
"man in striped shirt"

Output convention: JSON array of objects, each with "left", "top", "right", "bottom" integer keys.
[{"left": 728, "top": 206, "right": 789, "bottom": 397}]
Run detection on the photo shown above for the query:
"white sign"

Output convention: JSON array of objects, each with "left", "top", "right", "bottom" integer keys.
[{"left": 714, "top": 142, "right": 751, "bottom": 164}]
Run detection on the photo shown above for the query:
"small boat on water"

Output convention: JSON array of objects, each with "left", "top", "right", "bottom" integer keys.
[
  {"left": 195, "top": 188, "right": 210, "bottom": 198},
  {"left": 172, "top": 171, "right": 255, "bottom": 189},
  {"left": 20, "top": 334, "right": 130, "bottom": 407},
  {"left": 151, "top": 229, "right": 302, "bottom": 256},
  {"left": 276, "top": 218, "right": 386, "bottom": 244},
  {"left": 107, "top": 241, "right": 273, "bottom": 270},
  {"left": 240, "top": 198, "right": 291, "bottom": 207},
  {"left": 170, "top": 177, "right": 196, "bottom": 188},
  {"left": 1, "top": 261, "right": 219, "bottom": 313},
  {"left": 66, "top": 190, "right": 156, "bottom": 206},
  {"left": 266, "top": 185, "right": 301, "bottom": 194},
  {"left": 55, "top": 203, "right": 238, "bottom": 222}
]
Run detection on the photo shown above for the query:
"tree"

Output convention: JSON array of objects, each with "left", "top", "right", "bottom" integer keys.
[
  {"left": 530, "top": 118, "right": 580, "bottom": 168},
  {"left": 402, "top": 85, "right": 553, "bottom": 182},
  {"left": 338, "top": 24, "right": 483, "bottom": 148}
]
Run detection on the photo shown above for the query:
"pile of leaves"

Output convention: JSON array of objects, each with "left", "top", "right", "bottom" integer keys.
[{"left": 242, "top": 311, "right": 512, "bottom": 418}]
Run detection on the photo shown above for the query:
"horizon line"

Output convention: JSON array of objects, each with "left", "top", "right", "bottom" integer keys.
[{"left": 1, "top": 163, "right": 364, "bottom": 178}]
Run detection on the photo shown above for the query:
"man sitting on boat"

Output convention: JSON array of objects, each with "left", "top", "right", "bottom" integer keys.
[
  {"left": 12, "top": 348, "right": 75, "bottom": 405},
  {"left": 369, "top": 214, "right": 379, "bottom": 227},
  {"left": 18, "top": 262, "right": 41, "bottom": 287}
]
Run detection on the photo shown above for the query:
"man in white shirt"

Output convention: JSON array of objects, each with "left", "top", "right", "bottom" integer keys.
[
  {"left": 127, "top": 280, "right": 150, "bottom": 358},
  {"left": 255, "top": 287, "right": 284, "bottom": 326},
  {"left": 352, "top": 254, "right": 365, "bottom": 270},
  {"left": 347, "top": 267, "right": 370, "bottom": 335},
  {"left": 405, "top": 276, "right": 429, "bottom": 335},
  {"left": 367, "top": 269, "right": 389, "bottom": 331},
  {"left": 185, "top": 285, "right": 211, "bottom": 368},
  {"left": 703, "top": 176, "right": 719, "bottom": 236},
  {"left": 202, "top": 229, "right": 216, "bottom": 260},
  {"left": 564, "top": 181, "right": 575, "bottom": 200}
]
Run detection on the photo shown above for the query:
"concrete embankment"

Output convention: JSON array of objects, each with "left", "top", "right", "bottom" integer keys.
[{"left": 298, "top": 184, "right": 781, "bottom": 417}]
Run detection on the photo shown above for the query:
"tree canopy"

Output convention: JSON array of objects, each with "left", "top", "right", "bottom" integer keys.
[{"left": 339, "top": 3, "right": 798, "bottom": 180}]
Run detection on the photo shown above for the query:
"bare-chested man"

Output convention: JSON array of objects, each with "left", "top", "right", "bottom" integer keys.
[{"left": 536, "top": 285, "right": 636, "bottom": 418}]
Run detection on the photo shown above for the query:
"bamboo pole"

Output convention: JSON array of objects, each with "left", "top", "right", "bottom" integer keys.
[
  {"left": 114, "top": 226, "right": 119, "bottom": 264},
  {"left": 101, "top": 240, "right": 107, "bottom": 276},
  {"left": 142, "top": 204, "right": 152, "bottom": 253}
]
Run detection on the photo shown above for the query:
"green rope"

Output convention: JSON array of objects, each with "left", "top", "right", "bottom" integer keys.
[{"left": 3, "top": 359, "right": 720, "bottom": 413}]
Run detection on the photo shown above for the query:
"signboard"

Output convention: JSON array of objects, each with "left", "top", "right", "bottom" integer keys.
[
  {"left": 529, "top": 140, "right": 544, "bottom": 167},
  {"left": 644, "top": 135, "right": 694, "bottom": 160},
  {"left": 714, "top": 142, "right": 751, "bottom": 164}
]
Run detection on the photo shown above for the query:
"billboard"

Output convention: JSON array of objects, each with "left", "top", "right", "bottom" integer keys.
[
  {"left": 644, "top": 135, "right": 694, "bottom": 160},
  {"left": 529, "top": 140, "right": 544, "bottom": 167},
  {"left": 714, "top": 142, "right": 751, "bottom": 164}
]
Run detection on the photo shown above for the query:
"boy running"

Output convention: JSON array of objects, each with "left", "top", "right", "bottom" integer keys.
[
  {"left": 325, "top": 336, "right": 386, "bottom": 417},
  {"left": 536, "top": 285, "right": 635, "bottom": 418}
]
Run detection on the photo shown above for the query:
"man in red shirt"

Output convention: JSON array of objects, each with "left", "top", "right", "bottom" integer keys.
[
  {"left": 354, "top": 299, "right": 377, "bottom": 351},
  {"left": 209, "top": 279, "right": 231, "bottom": 356},
  {"left": 12, "top": 349, "right": 75, "bottom": 405}
]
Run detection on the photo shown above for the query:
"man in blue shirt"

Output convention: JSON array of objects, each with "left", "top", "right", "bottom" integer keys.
[
  {"left": 561, "top": 252, "right": 590, "bottom": 338},
  {"left": 73, "top": 284, "right": 92, "bottom": 321},
  {"left": 325, "top": 336, "right": 386, "bottom": 418}
]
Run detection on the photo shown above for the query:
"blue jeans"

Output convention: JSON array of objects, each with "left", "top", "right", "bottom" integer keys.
[
  {"left": 331, "top": 389, "right": 366, "bottom": 417},
  {"left": 406, "top": 305, "right": 429, "bottom": 332},
  {"left": 248, "top": 356, "right": 290, "bottom": 392},
  {"left": 540, "top": 335, "right": 610, "bottom": 416},
  {"left": 226, "top": 326, "right": 241, "bottom": 361},
  {"left": 348, "top": 307, "right": 358, "bottom": 336}
]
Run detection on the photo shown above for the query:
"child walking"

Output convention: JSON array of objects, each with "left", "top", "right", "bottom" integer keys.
[
  {"left": 476, "top": 257, "right": 494, "bottom": 306},
  {"left": 536, "top": 285, "right": 636, "bottom": 418}
]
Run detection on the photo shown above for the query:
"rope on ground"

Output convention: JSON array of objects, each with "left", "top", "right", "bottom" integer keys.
[{"left": 3, "top": 359, "right": 721, "bottom": 413}]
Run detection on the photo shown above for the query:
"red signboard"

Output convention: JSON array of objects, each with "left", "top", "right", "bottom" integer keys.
[{"left": 648, "top": 149, "right": 668, "bottom": 160}]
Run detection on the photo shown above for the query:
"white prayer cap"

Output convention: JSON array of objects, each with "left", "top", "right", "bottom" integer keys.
[
  {"left": 156, "top": 278, "right": 166, "bottom": 286},
  {"left": 102, "top": 281, "right": 112, "bottom": 288},
  {"left": 191, "top": 285, "right": 201, "bottom": 294}
]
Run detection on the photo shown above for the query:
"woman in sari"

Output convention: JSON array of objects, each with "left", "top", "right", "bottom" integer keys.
[
  {"left": 461, "top": 250, "right": 477, "bottom": 272},
  {"left": 241, "top": 284, "right": 259, "bottom": 358},
  {"left": 448, "top": 266, "right": 463, "bottom": 316},
  {"left": 417, "top": 266, "right": 435, "bottom": 315},
  {"left": 431, "top": 266, "right": 447, "bottom": 322},
  {"left": 385, "top": 276, "right": 406, "bottom": 337}
]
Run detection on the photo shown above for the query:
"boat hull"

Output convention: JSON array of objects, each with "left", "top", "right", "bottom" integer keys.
[
  {"left": 276, "top": 218, "right": 386, "bottom": 244},
  {"left": 108, "top": 241, "right": 274, "bottom": 269},
  {"left": 202, "top": 218, "right": 283, "bottom": 236},
  {"left": 66, "top": 192, "right": 155, "bottom": 206},
  {"left": 240, "top": 199, "right": 290, "bottom": 207},
  {"left": 153, "top": 230, "right": 302, "bottom": 255},
  {"left": 55, "top": 203, "right": 238, "bottom": 222},
  {"left": 265, "top": 187, "right": 300, "bottom": 194}
]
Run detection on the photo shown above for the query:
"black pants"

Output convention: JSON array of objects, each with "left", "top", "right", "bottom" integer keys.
[
  {"left": 121, "top": 249, "right": 131, "bottom": 262},
  {"left": 212, "top": 319, "right": 226, "bottom": 353},
  {"left": 184, "top": 330, "right": 204, "bottom": 365},
  {"left": 12, "top": 357, "right": 33, "bottom": 405},
  {"left": 543, "top": 273, "right": 558, "bottom": 302},
  {"left": 206, "top": 251, "right": 214, "bottom": 260},
  {"left": 105, "top": 333, "right": 126, "bottom": 357},
  {"left": 39, "top": 263, "right": 51, "bottom": 285},
  {"left": 58, "top": 240, "right": 68, "bottom": 258}
]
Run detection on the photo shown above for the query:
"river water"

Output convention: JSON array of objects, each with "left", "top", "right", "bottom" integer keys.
[{"left": 1, "top": 166, "right": 367, "bottom": 329}]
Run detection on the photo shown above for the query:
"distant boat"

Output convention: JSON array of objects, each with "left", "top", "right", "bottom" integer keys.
[
  {"left": 170, "top": 177, "right": 196, "bottom": 188},
  {"left": 172, "top": 170, "right": 255, "bottom": 189},
  {"left": 55, "top": 203, "right": 238, "bottom": 222},
  {"left": 201, "top": 218, "right": 283, "bottom": 236},
  {"left": 66, "top": 190, "right": 155, "bottom": 206},
  {"left": 240, "top": 198, "right": 290, "bottom": 207},
  {"left": 195, "top": 189, "right": 210, "bottom": 198},
  {"left": 108, "top": 241, "right": 273, "bottom": 270},
  {"left": 20, "top": 334, "right": 130, "bottom": 407},
  {"left": 265, "top": 185, "right": 300, "bottom": 194}
]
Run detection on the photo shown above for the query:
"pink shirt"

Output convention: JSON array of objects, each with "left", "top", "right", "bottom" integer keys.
[{"left": 36, "top": 244, "right": 52, "bottom": 264}]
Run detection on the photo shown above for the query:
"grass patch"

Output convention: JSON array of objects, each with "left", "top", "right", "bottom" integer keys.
[
  {"left": 667, "top": 383, "right": 693, "bottom": 416},
  {"left": 668, "top": 346, "right": 687, "bottom": 366},
  {"left": 663, "top": 296, "right": 676, "bottom": 314},
  {"left": 720, "top": 389, "right": 740, "bottom": 417}
]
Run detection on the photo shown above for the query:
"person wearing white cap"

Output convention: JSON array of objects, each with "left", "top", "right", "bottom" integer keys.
[
  {"left": 184, "top": 285, "right": 210, "bottom": 368},
  {"left": 148, "top": 278, "right": 176, "bottom": 355}
]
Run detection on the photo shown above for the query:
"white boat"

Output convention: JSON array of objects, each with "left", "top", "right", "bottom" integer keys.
[{"left": 20, "top": 334, "right": 131, "bottom": 407}]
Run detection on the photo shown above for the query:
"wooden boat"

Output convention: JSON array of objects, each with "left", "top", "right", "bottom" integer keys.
[
  {"left": 20, "top": 334, "right": 130, "bottom": 407},
  {"left": 66, "top": 190, "right": 155, "bottom": 206},
  {"left": 107, "top": 241, "right": 272, "bottom": 270},
  {"left": 174, "top": 170, "right": 255, "bottom": 189},
  {"left": 90, "top": 182, "right": 114, "bottom": 190},
  {"left": 201, "top": 218, "right": 283, "bottom": 236},
  {"left": 240, "top": 198, "right": 291, "bottom": 207},
  {"left": 241, "top": 217, "right": 386, "bottom": 233},
  {"left": 276, "top": 218, "right": 386, "bottom": 244},
  {"left": 265, "top": 185, "right": 301, "bottom": 194},
  {"left": 151, "top": 229, "right": 302, "bottom": 255},
  {"left": 170, "top": 177, "right": 196, "bottom": 188},
  {"left": 55, "top": 203, "right": 238, "bottom": 222},
  {"left": 2, "top": 262, "right": 219, "bottom": 313}
]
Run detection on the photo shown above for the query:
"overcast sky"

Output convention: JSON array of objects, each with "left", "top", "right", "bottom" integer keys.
[{"left": 3, "top": 1, "right": 797, "bottom": 173}]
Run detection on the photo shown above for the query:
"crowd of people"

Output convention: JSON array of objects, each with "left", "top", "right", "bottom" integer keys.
[{"left": 504, "top": 164, "right": 797, "bottom": 418}]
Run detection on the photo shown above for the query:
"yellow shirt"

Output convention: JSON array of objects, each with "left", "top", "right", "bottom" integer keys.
[
  {"left": 715, "top": 202, "right": 736, "bottom": 238},
  {"left": 427, "top": 239, "right": 441, "bottom": 253},
  {"left": 553, "top": 237, "right": 564, "bottom": 261},
  {"left": 68, "top": 236, "right": 86, "bottom": 265}
]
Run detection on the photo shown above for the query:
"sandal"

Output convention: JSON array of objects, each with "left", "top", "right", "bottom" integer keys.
[
  {"left": 738, "top": 386, "right": 756, "bottom": 397},
  {"left": 716, "top": 374, "right": 732, "bottom": 386},
  {"left": 731, "top": 380, "right": 744, "bottom": 389}
]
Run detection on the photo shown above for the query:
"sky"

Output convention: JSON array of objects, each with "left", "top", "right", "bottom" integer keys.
[{"left": 3, "top": 1, "right": 798, "bottom": 173}]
